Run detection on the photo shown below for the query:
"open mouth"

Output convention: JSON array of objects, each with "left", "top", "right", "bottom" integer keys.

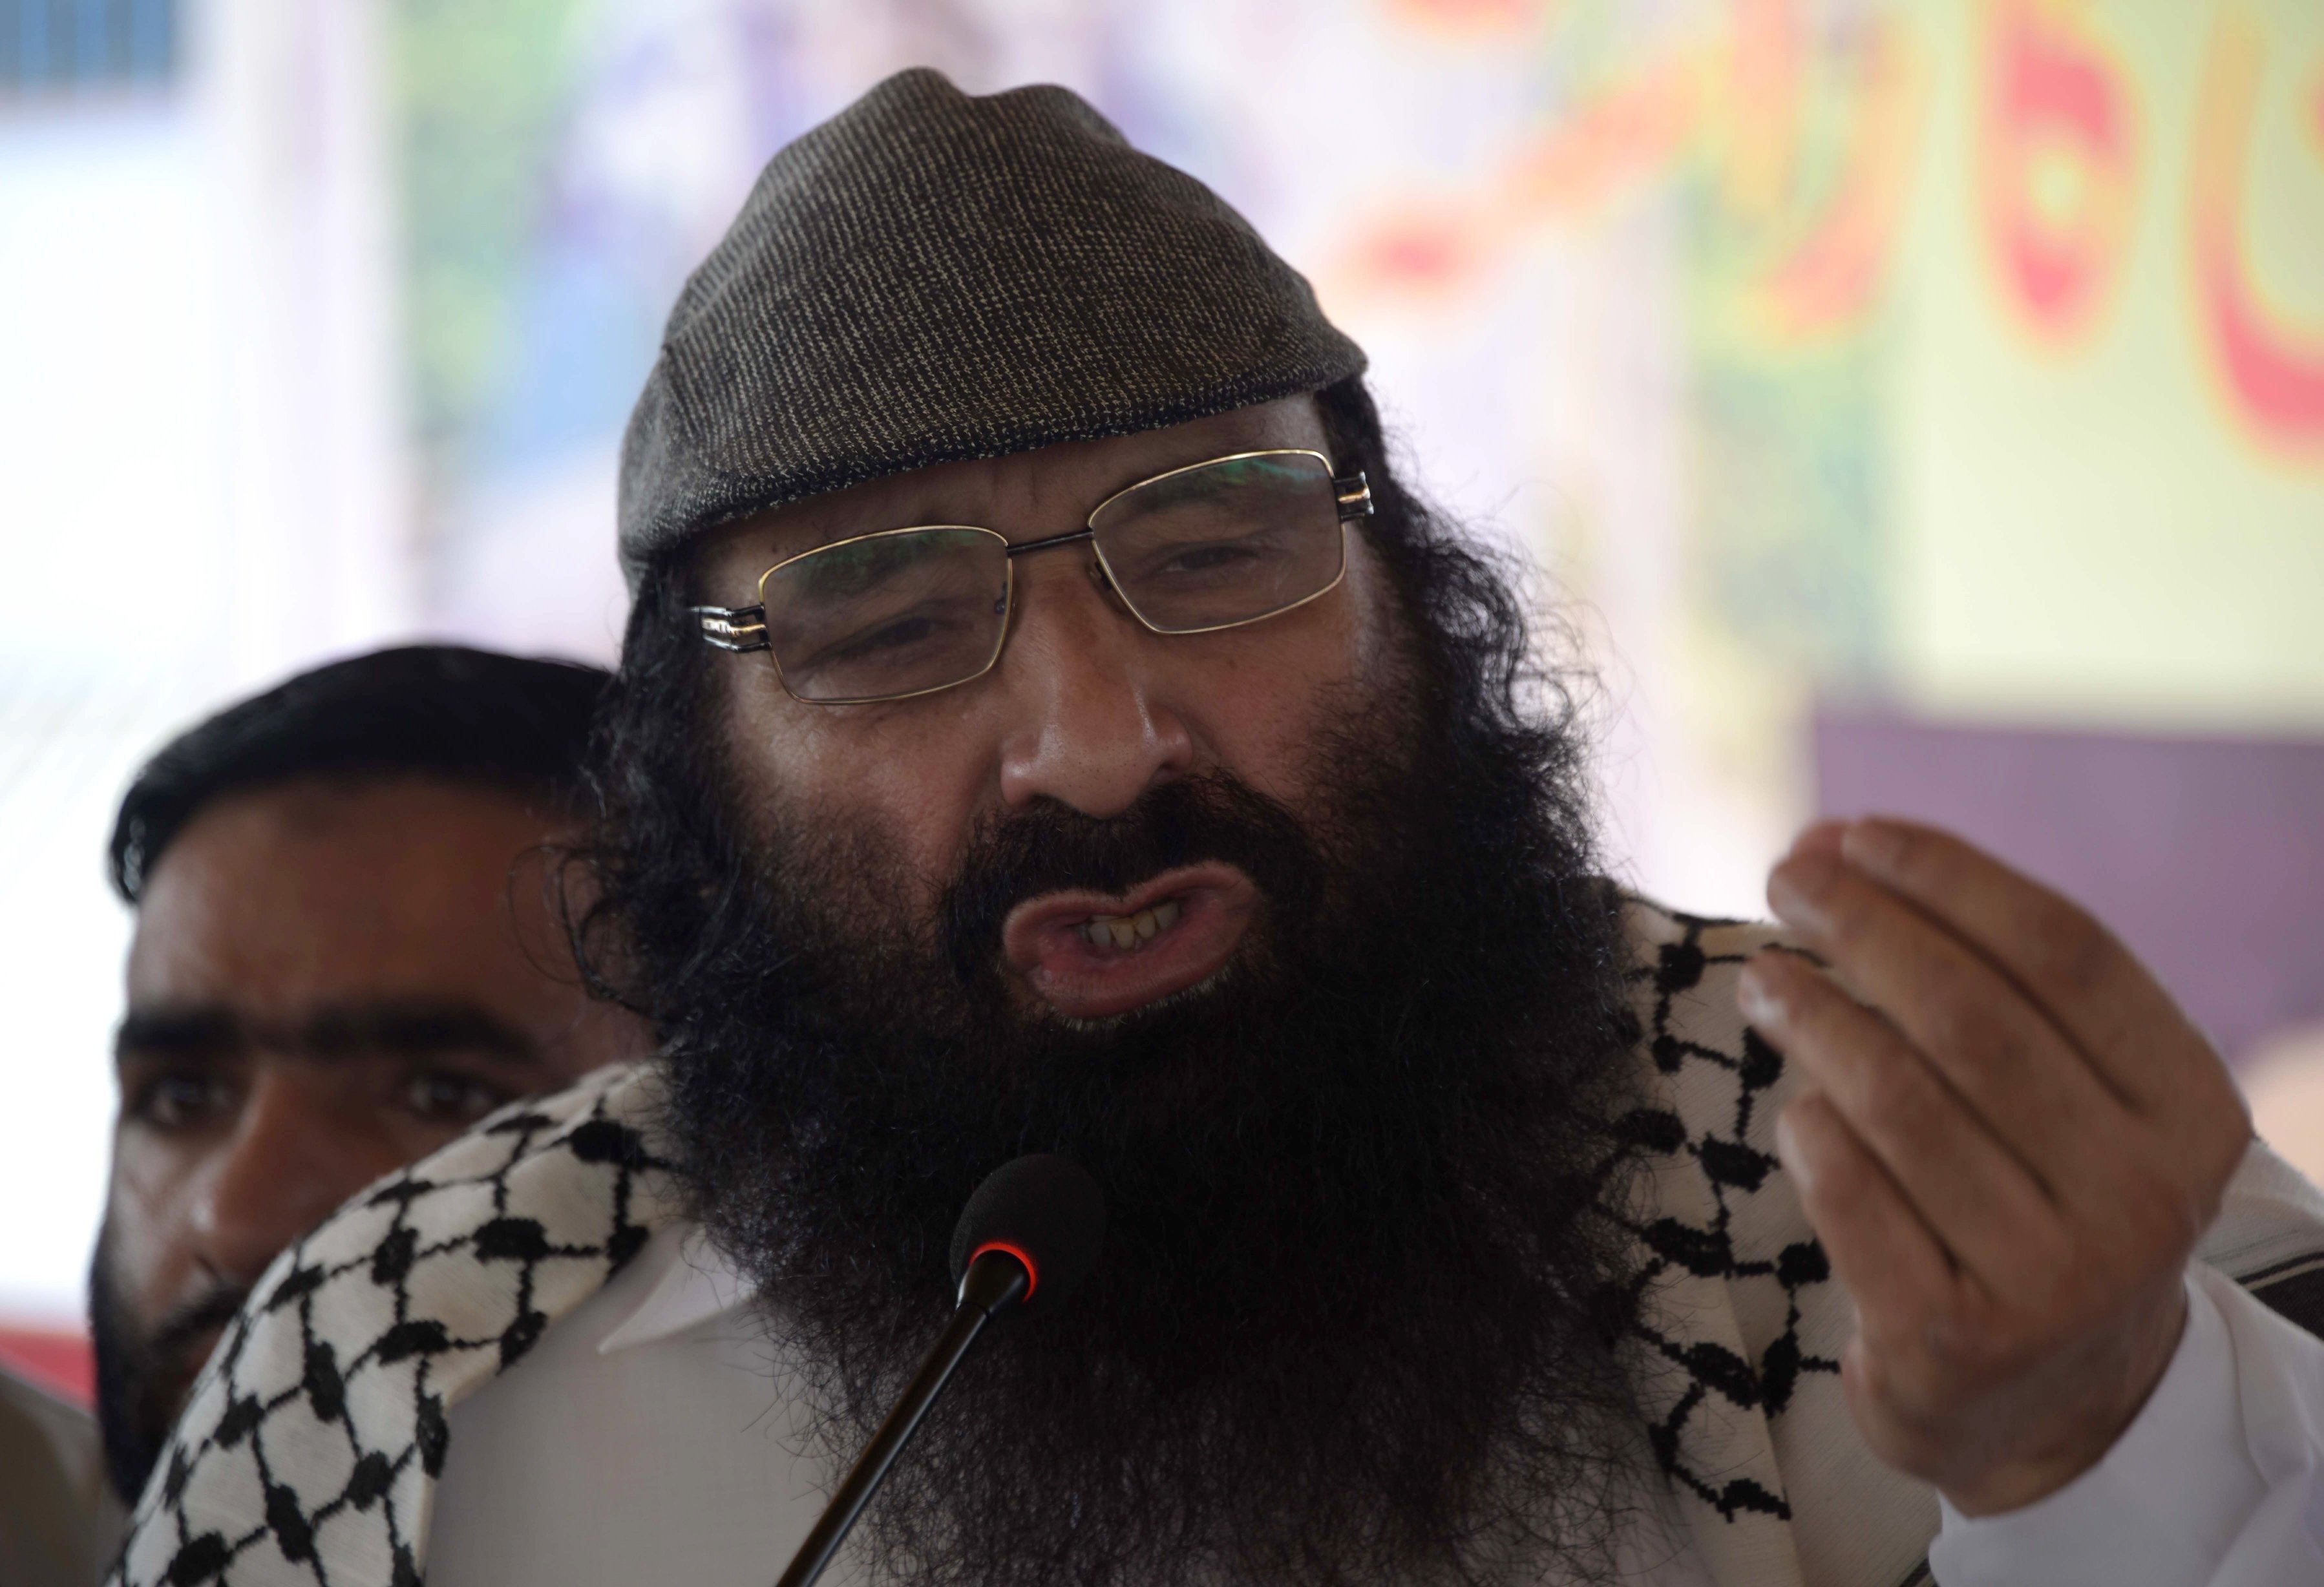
[
  {"left": 1000, "top": 861, "right": 1259, "bottom": 1021},
  {"left": 1073, "top": 897, "right": 1183, "bottom": 950}
]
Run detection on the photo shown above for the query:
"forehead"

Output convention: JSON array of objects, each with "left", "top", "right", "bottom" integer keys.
[
  {"left": 126, "top": 777, "right": 572, "bottom": 1016},
  {"left": 692, "top": 396, "right": 1331, "bottom": 576}
]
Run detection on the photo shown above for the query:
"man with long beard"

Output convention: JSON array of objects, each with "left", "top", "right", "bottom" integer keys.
[{"left": 111, "top": 72, "right": 2324, "bottom": 1587}]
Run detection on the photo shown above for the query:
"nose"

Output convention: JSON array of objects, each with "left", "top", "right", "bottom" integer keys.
[
  {"left": 993, "top": 552, "right": 1194, "bottom": 817},
  {"left": 188, "top": 1069, "right": 395, "bottom": 1286}
]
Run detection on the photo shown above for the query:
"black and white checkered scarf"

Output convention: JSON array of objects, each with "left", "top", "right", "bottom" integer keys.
[{"left": 108, "top": 901, "right": 2324, "bottom": 1587}]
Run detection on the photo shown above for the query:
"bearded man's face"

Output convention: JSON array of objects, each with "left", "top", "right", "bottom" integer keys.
[
  {"left": 690, "top": 396, "right": 1395, "bottom": 1028},
  {"left": 585, "top": 388, "right": 1656, "bottom": 1587}
]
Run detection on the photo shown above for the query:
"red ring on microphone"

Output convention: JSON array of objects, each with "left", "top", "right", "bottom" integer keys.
[{"left": 969, "top": 1239, "right": 1039, "bottom": 1301}]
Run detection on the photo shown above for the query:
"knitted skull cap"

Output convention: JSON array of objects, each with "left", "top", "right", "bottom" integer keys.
[{"left": 617, "top": 67, "right": 1368, "bottom": 587}]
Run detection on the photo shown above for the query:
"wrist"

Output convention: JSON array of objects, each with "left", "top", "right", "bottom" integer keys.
[{"left": 1939, "top": 1281, "right": 2190, "bottom": 1517}]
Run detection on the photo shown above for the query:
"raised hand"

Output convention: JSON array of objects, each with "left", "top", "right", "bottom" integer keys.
[{"left": 1737, "top": 817, "right": 2252, "bottom": 1515}]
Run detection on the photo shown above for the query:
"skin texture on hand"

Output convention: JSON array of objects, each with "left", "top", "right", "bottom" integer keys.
[{"left": 1737, "top": 817, "right": 2252, "bottom": 1517}]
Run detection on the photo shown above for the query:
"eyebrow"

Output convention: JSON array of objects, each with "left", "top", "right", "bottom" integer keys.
[
  {"left": 114, "top": 1000, "right": 540, "bottom": 1066},
  {"left": 761, "top": 500, "right": 976, "bottom": 564},
  {"left": 301, "top": 1000, "right": 540, "bottom": 1063},
  {"left": 115, "top": 1005, "right": 241, "bottom": 1061},
  {"left": 757, "top": 443, "right": 1278, "bottom": 563}
]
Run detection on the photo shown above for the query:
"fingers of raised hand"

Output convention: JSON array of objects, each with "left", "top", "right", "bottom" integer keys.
[
  {"left": 1750, "top": 821, "right": 2252, "bottom": 1509},
  {"left": 1776, "top": 1086, "right": 2181, "bottom": 1506},
  {"left": 1765, "top": 823, "right": 2248, "bottom": 1210},
  {"left": 1775, "top": 1092, "right": 1951, "bottom": 1327},
  {"left": 1761, "top": 852, "right": 2115, "bottom": 1192},
  {"left": 1773, "top": 1095, "right": 2069, "bottom": 1410},
  {"left": 1746, "top": 953, "right": 2068, "bottom": 1294},
  {"left": 1817, "top": 819, "right": 2215, "bottom": 1117}
]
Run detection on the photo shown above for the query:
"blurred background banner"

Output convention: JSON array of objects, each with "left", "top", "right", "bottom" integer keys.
[{"left": 3, "top": 0, "right": 2320, "bottom": 1387}]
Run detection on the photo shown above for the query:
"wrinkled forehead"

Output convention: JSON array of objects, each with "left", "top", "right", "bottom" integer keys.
[
  {"left": 125, "top": 778, "right": 575, "bottom": 1008},
  {"left": 688, "top": 395, "right": 1331, "bottom": 589}
]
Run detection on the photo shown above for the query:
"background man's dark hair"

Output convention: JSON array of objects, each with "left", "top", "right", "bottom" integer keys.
[{"left": 109, "top": 644, "right": 612, "bottom": 904}]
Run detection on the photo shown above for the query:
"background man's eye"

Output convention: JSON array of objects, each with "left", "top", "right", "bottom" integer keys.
[
  {"left": 131, "top": 1072, "right": 234, "bottom": 1131},
  {"left": 403, "top": 1070, "right": 514, "bottom": 1124}
]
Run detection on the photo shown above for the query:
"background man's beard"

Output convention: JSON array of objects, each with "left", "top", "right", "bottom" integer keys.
[
  {"left": 87, "top": 1229, "right": 248, "bottom": 1503},
  {"left": 645, "top": 684, "right": 1653, "bottom": 1587}
]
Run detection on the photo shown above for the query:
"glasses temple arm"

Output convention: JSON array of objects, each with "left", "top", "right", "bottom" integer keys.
[{"left": 693, "top": 604, "right": 771, "bottom": 653}]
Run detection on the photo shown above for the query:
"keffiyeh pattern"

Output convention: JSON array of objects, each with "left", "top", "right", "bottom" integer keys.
[
  {"left": 110, "top": 1069, "right": 677, "bottom": 1587},
  {"left": 107, "top": 900, "right": 2324, "bottom": 1587}
]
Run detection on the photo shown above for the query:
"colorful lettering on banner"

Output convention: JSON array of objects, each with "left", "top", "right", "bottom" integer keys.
[
  {"left": 1748, "top": 15, "right": 1925, "bottom": 342},
  {"left": 1717, "top": 0, "right": 1804, "bottom": 222},
  {"left": 1329, "top": 7, "right": 1911, "bottom": 333},
  {"left": 1503, "top": 61, "right": 1696, "bottom": 222},
  {"left": 2192, "top": 10, "right": 2324, "bottom": 462},
  {"left": 1331, "top": 58, "right": 1694, "bottom": 306},
  {"left": 1383, "top": 0, "right": 1552, "bottom": 36},
  {"left": 1978, "top": 0, "right": 2137, "bottom": 346}
]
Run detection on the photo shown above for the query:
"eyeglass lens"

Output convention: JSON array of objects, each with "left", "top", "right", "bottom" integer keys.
[
  {"left": 1087, "top": 451, "right": 1345, "bottom": 634},
  {"left": 761, "top": 527, "right": 1011, "bottom": 704},
  {"left": 759, "top": 452, "right": 1347, "bottom": 703}
]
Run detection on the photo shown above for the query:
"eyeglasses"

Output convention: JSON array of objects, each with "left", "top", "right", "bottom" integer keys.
[{"left": 693, "top": 448, "right": 1373, "bottom": 705}]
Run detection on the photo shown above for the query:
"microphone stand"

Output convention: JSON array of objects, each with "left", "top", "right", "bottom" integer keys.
[{"left": 774, "top": 1250, "right": 1031, "bottom": 1587}]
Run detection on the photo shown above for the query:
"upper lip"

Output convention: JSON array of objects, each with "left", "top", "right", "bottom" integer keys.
[{"left": 1000, "top": 862, "right": 1245, "bottom": 969}]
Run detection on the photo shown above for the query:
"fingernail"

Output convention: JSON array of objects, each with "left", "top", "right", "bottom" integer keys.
[
  {"left": 1768, "top": 850, "right": 1837, "bottom": 927},
  {"left": 1736, "top": 959, "right": 1785, "bottom": 1027},
  {"left": 1791, "top": 819, "right": 1847, "bottom": 859},
  {"left": 1774, "top": 1109, "right": 1813, "bottom": 1192},
  {"left": 1840, "top": 817, "right": 1906, "bottom": 872}
]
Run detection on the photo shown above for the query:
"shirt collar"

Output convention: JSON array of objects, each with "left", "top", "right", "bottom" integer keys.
[{"left": 595, "top": 1223, "right": 761, "bottom": 1354}]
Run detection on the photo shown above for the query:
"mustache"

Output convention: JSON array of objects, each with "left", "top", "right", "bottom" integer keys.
[
  {"left": 149, "top": 1280, "right": 250, "bottom": 1369},
  {"left": 936, "top": 772, "right": 1326, "bottom": 985}
]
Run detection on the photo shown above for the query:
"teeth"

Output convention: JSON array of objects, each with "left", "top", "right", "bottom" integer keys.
[{"left": 1079, "top": 899, "right": 1183, "bottom": 951}]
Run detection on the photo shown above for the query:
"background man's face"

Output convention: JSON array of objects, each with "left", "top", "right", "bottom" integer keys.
[
  {"left": 691, "top": 397, "right": 1399, "bottom": 1022},
  {"left": 96, "top": 777, "right": 642, "bottom": 1493}
]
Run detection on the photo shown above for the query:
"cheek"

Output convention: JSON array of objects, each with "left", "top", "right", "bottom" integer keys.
[
  {"left": 374, "top": 1115, "right": 485, "bottom": 1172},
  {"left": 112, "top": 1132, "right": 195, "bottom": 1221},
  {"left": 861, "top": 762, "right": 982, "bottom": 895},
  {"left": 106, "top": 1140, "right": 201, "bottom": 1312},
  {"left": 1185, "top": 667, "right": 1324, "bottom": 806},
  {"left": 725, "top": 682, "right": 986, "bottom": 907},
  {"left": 547, "top": 998, "right": 656, "bottom": 1081},
  {"left": 1184, "top": 556, "right": 1397, "bottom": 805}
]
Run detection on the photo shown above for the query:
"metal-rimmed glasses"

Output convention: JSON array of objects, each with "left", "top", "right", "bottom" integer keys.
[{"left": 693, "top": 448, "right": 1373, "bottom": 705}]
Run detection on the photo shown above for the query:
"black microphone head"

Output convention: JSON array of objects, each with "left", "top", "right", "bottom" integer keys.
[{"left": 949, "top": 1154, "right": 1106, "bottom": 1319}]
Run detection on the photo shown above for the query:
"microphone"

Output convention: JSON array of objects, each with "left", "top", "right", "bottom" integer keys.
[{"left": 775, "top": 1155, "right": 1106, "bottom": 1587}]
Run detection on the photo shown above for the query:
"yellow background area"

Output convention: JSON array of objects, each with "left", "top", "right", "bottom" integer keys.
[
  {"left": 1890, "top": 1, "right": 2324, "bottom": 730},
  {"left": 1318, "top": 0, "right": 2324, "bottom": 909}
]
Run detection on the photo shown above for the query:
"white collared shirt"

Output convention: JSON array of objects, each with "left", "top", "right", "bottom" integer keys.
[{"left": 427, "top": 1222, "right": 2324, "bottom": 1587}]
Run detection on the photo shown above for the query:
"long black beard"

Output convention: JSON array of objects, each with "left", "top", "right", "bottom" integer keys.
[
  {"left": 623, "top": 677, "right": 1652, "bottom": 1587},
  {"left": 87, "top": 1225, "right": 249, "bottom": 1502}
]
